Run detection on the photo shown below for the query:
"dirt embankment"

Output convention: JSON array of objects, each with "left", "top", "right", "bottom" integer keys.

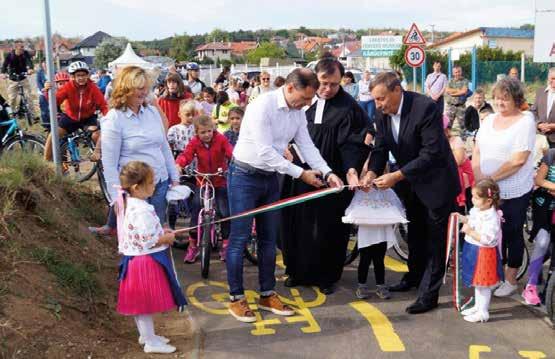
[{"left": 0, "top": 154, "right": 192, "bottom": 358}]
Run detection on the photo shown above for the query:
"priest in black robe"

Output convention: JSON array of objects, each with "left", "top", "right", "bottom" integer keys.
[{"left": 281, "top": 57, "right": 372, "bottom": 294}]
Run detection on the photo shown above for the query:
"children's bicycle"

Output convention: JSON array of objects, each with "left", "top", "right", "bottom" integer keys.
[
  {"left": 0, "top": 116, "right": 45, "bottom": 156},
  {"left": 195, "top": 169, "right": 225, "bottom": 279}
]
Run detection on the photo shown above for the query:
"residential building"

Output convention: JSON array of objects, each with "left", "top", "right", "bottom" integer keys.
[
  {"left": 71, "top": 31, "right": 113, "bottom": 65},
  {"left": 428, "top": 27, "right": 534, "bottom": 57}
]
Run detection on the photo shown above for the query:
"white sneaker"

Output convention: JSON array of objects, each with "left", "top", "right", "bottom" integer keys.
[
  {"left": 144, "top": 342, "right": 176, "bottom": 354},
  {"left": 138, "top": 335, "right": 170, "bottom": 345},
  {"left": 460, "top": 306, "right": 478, "bottom": 316},
  {"left": 493, "top": 282, "right": 518, "bottom": 297},
  {"left": 463, "top": 312, "right": 489, "bottom": 323}
]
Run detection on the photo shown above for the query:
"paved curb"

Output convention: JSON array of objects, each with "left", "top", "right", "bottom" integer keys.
[{"left": 186, "top": 310, "right": 203, "bottom": 359}]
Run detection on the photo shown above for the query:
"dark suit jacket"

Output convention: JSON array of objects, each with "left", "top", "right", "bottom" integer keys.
[
  {"left": 532, "top": 87, "right": 555, "bottom": 143},
  {"left": 369, "top": 91, "right": 460, "bottom": 210}
]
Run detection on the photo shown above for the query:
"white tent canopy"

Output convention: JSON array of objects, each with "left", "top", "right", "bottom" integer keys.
[{"left": 108, "top": 43, "right": 157, "bottom": 70}]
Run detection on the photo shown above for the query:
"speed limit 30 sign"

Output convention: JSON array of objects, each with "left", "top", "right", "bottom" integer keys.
[{"left": 404, "top": 45, "right": 425, "bottom": 67}]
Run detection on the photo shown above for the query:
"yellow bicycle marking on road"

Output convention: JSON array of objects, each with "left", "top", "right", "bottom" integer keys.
[
  {"left": 349, "top": 301, "right": 405, "bottom": 352},
  {"left": 519, "top": 351, "right": 546, "bottom": 359},
  {"left": 283, "top": 288, "right": 321, "bottom": 333},
  {"left": 469, "top": 345, "right": 491, "bottom": 359},
  {"left": 186, "top": 280, "right": 326, "bottom": 336},
  {"left": 384, "top": 255, "right": 409, "bottom": 272}
]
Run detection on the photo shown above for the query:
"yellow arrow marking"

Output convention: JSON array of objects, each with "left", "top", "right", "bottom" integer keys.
[
  {"left": 469, "top": 345, "right": 491, "bottom": 359},
  {"left": 519, "top": 351, "right": 546, "bottom": 359},
  {"left": 385, "top": 255, "right": 409, "bottom": 272},
  {"left": 349, "top": 301, "right": 405, "bottom": 352}
]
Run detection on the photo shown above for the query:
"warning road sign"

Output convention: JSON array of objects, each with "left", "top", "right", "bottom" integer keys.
[
  {"left": 404, "top": 45, "right": 425, "bottom": 67},
  {"left": 403, "top": 23, "right": 426, "bottom": 45}
]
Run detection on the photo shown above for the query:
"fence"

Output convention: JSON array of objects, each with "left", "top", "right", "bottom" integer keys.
[{"left": 399, "top": 47, "right": 555, "bottom": 94}]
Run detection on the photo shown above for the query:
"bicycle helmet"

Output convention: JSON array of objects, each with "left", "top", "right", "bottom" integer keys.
[
  {"left": 55, "top": 72, "right": 71, "bottom": 82},
  {"left": 68, "top": 61, "right": 90, "bottom": 74},
  {"left": 186, "top": 62, "right": 200, "bottom": 71}
]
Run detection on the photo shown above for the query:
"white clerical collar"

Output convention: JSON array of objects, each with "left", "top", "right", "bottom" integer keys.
[{"left": 395, "top": 93, "right": 404, "bottom": 117}]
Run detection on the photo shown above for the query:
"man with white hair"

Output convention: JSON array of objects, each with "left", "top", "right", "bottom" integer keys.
[{"left": 533, "top": 67, "right": 555, "bottom": 147}]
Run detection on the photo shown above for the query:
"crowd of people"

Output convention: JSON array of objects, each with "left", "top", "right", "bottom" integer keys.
[{"left": 2, "top": 38, "right": 555, "bottom": 354}]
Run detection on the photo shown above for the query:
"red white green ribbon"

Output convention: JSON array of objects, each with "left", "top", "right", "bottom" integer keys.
[{"left": 173, "top": 185, "right": 347, "bottom": 234}]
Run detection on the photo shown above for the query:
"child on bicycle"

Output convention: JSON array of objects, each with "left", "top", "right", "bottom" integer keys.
[
  {"left": 176, "top": 115, "right": 233, "bottom": 262},
  {"left": 167, "top": 100, "right": 197, "bottom": 230},
  {"left": 39, "top": 71, "right": 70, "bottom": 131},
  {"left": 115, "top": 161, "right": 186, "bottom": 354},
  {"left": 522, "top": 148, "right": 555, "bottom": 305},
  {"left": 43, "top": 61, "right": 108, "bottom": 161},
  {"left": 457, "top": 179, "right": 504, "bottom": 323},
  {"left": 223, "top": 107, "right": 243, "bottom": 147}
]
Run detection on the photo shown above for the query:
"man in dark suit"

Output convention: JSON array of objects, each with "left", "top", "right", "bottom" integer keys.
[
  {"left": 361, "top": 71, "right": 460, "bottom": 314},
  {"left": 532, "top": 67, "right": 555, "bottom": 147}
]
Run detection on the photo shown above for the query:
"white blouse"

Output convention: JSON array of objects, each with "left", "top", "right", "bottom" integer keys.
[
  {"left": 118, "top": 197, "right": 167, "bottom": 256},
  {"left": 476, "top": 113, "right": 536, "bottom": 199},
  {"left": 465, "top": 207, "right": 502, "bottom": 248}
]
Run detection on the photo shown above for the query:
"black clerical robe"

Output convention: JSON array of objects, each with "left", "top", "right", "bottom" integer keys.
[{"left": 281, "top": 87, "right": 370, "bottom": 287}]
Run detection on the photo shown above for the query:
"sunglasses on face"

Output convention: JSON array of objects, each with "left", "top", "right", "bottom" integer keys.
[{"left": 261, "top": 78, "right": 270, "bottom": 80}]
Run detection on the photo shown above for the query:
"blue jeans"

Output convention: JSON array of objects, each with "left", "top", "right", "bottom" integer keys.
[
  {"left": 149, "top": 179, "right": 170, "bottom": 225},
  {"left": 358, "top": 100, "right": 376, "bottom": 127},
  {"left": 226, "top": 162, "right": 280, "bottom": 298}
]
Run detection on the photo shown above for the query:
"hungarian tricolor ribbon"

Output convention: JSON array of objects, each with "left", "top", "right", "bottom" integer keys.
[{"left": 173, "top": 185, "right": 350, "bottom": 234}]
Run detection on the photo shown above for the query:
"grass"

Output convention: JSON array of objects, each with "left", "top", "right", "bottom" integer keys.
[{"left": 30, "top": 247, "right": 100, "bottom": 298}]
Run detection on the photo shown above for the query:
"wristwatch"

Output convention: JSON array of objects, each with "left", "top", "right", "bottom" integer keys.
[{"left": 324, "top": 171, "right": 334, "bottom": 182}]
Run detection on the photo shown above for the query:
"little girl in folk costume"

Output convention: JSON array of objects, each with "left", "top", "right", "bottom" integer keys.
[
  {"left": 457, "top": 179, "right": 504, "bottom": 323},
  {"left": 115, "top": 161, "right": 187, "bottom": 354}
]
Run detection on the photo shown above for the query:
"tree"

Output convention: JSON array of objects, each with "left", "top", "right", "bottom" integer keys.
[
  {"left": 208, "top": 28, "right": 228, "bottom": 43},
  {"left": 246, "top": 42, "right": 286, "bottom": 64},
  {"left": 520, "top": 24, "right": 534, "bottom": 30},
  {"left": 94, "top": 37, "right": 128, "bottom": 69},
  {"left": 170, "top": 33, "right": 193, "bottom": 61}
]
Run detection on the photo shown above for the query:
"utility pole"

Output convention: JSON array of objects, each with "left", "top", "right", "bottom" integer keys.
[{"left": 430, "top": 25, "right": 435, "bottom": 43}]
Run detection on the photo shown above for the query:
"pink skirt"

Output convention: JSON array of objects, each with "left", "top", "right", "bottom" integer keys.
[{"left": 117, "top": 255, "right": 176, "bottom": 315}]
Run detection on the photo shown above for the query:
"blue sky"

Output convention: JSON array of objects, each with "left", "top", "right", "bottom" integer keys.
[{"left": 2, "top": 0, "right": 535, "bottom": 41}]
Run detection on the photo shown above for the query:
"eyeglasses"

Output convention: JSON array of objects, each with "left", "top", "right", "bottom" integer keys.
[{"left": 261, "top": 78, "right": 270, "bottom": 80}]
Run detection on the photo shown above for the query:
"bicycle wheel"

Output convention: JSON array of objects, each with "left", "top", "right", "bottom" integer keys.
[
  {"left": 244, "top": 234, "right": 258, "bottom": 265},
  {"left": 344, "top": 225, "right": 359, "bottom": 266},
  {"left": 392, "top": 223, "right": 409, "bottom": 261},
  {"left": 200, "top": 214, "right": 212, "bottom": 279},
  {"left": 96, "top": 162, "right": 110, "bottom": 203},
  {"left": 2, "top": 134, "right": 45, "bottom": 156},
  {"left": 546, "top": 270, "right": 555, "bottom": 325},
  {"left": 516, "top": 245, "right": 530, "bottom": 281},
  {"left": 60, "top": 137, "right": 97, "bottom": 182}
]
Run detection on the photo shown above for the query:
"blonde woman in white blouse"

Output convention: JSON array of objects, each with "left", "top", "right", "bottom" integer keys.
[{"left": 472, "top": 77, "right": 536, "bottom": 297}]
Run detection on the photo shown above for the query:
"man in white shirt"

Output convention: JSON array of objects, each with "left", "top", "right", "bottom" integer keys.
[
  {"left": 533, "top": 67, "right": 555, "bottom": 147},
  {"left": 227, "top": 68, "right": 343, "bottom": 323},
  {"left": 358, "top": 70, "right": 375, "bottom": 125}
]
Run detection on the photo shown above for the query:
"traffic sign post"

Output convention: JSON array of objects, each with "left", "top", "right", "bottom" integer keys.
[
  {"left": 404, "top": 45, "right": 426, "bottom": 67},
  {"left": 403, "top": 23, "right": 426, "bottom": 45},
  {"left": 403, "top": 23, "right": 427, "bottom": 92}
]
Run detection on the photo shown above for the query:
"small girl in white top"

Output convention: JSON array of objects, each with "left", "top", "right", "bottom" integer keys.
[
  {"left": 116, "top": 161, "right": 187, "bottom": 354},
  {"left": 457, "top": 179, "right": 504, "bottom": 323}
]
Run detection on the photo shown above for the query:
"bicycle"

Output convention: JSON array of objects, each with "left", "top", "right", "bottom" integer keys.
[
  {"left": 195, "top": 169, "right": 225, "bottom": 279},
  {"left": 541, "top": 236, "right": 554, "bottom": 325},
  {"left": 0, "top": 112, "right": 45, "bottom": 156},
  {"left": 344, "top": 223, "right": 408, "bottom": 266},
  {"left": 7, "top": 72, "right": 35, "bottom": 127},
  {"left": 58, "top": 127, "right": 109, "bottom": 202}
]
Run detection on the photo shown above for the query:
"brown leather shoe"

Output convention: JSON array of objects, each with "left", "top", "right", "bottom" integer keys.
[
  {"left": 258, "top": 293, "right": 295, "bottom": 316},
  {"left": 228, "top": 299, "right": 256, "bottom": 323}
]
